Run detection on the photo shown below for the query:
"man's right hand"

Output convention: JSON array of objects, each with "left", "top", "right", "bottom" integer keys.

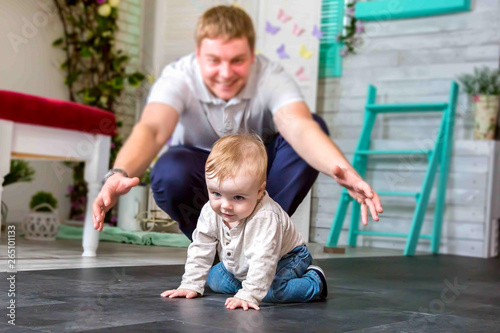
[{"left": 93, "top": 174, "right": 140, "bottom": 231}]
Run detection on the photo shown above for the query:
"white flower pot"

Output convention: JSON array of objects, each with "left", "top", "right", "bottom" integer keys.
[
  {"left": 472, "top": 95, "right": 500, "bottom": 140},
  {"left": 22, "top": 203, "right": 60, "bottom": 241},
  {"left": 117, "top": 185, "right": 149, "bottom": 231}
]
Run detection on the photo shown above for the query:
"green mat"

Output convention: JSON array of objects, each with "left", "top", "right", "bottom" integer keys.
[{"left": 56, "top": 224, "right": 191, "bottom": 248}]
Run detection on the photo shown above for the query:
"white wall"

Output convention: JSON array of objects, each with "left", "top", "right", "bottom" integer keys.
[
  {"left": 312, "top": 0, "right": 500, "bottom": 257},
  {"left": 0, "top": 0, "right": 67, "bottom": 99}
]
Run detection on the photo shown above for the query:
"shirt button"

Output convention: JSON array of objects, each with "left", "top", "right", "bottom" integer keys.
[
  {"left": 226, "top": 242, "right": 230, "bottom": 246},
  {"left": 227, "top": 252, "right": 231, "bottom": 256}
]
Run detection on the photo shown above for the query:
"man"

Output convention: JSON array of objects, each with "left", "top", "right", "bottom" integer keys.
[{"left": 93, "top": 5, "right": 383, "bottom": 239}]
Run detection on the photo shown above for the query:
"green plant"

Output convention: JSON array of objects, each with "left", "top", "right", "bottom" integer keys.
[
  {"left": 52, "top": 0, "right": 145, "bottom": 110},
  {"left": 30, "top": 192, "right": 58, "bottom": 212},
  {"left": 2, "top": 160, "right": 35, "bottom": 187},
  {"left": 52, "top": 0, "right": 145, "bottom": 223},
  {"left": 457, "top": 67, "right": 500, "bottom": 96},
  {"left": 337, "top": 0, "right": 365, "bottom": 56},
  {"left": 139, "top": 166, "right": 152, "bottom": 186},
  {"left": 64, "top": 161, "right": 87, "bottom": 221}
]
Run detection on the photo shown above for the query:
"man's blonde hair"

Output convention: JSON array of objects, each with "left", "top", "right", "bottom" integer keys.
[
  {"left": 195, "top": 5, "right": 255, "bottom": 51},
  {"left": 205, "top": 134, "right": 267, "bottom": 186}
]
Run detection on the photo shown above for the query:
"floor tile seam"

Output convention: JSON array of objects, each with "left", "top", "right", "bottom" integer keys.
[
  {"left": 6, "top": 263, "right": 187, "bottom": 273},
  {"left": 167, "top": 318, "right": 236, "bottom": 332},
  {"left": 0, "top": 322, "right": 49, "bottom": 332},
  {"left": 428, "top": 312, "right": 500, "bottom": 323},
  {"left": 397, "top": 310, "right": 500, "bottom": 323},
  {"left": 21, "top": 311, "right": 210, "bottom": 332},
  {"left": 340, "top": 317, "right": 423, "bottom": 333}
]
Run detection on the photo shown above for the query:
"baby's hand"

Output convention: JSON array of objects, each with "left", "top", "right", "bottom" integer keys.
[
  {"left": 161, "top": 288, "right": 199, "bottom": 299},
  {"left": 225, "top": 297, "right": 260, "bottom": 311}
]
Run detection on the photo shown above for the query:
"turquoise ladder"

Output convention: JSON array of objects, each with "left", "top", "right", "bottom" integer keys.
[{"left": 325, "top": 82, "right": 459, "bottom": 256}]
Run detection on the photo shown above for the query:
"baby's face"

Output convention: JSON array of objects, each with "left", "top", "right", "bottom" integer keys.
[{"left": 206, "top": 170, "right": 265, "bottom": 224}]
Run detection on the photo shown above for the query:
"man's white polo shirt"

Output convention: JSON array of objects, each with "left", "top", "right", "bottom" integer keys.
[{"left": 147, "top": 53, "right": 304, "bottom": 151}]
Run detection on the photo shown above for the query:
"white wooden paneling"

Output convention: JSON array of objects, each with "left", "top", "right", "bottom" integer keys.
[
  {"left": 330, "top": 139, "right": 493, "bottom": 156},
  {"left": 321, "top": 111, "right": 471, "bottom": 128},
  {"left": 319, "top": 79, "right": 459, "bottom": 98},
  {"left": 312, "top": 199, "right": 486, "bottom": 223},
  {"left": 312, "top": 214, "right": 485, "bottom": 240},
  {"left": 399, "top": 45, "right": 500, "bottom": 66},
  {"left": 362, "top": 30, "right": 500, "bottom": 53},
  {"left": 364, "top": 10, "right": 497, "bottom": 38},
  {"left": 310, "top": 227, "right": 486, "bottom": 258},
  {"left": 114, "top": 0, "right": 144, "bottom": 138},
  {"left": 314, "top": 185, "right": 487, "bottom": 206}
]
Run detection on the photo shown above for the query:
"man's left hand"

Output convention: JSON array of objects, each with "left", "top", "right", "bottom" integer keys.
[
  {"left": 332, "top": 165, "right": 383, "bottom": 225},
  {"left": 225, "top": 297, "right": 260, "bottom": 311}
]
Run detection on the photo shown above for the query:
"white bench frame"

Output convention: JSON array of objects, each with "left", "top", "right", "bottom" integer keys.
[{"left": 0, "top": 119, "right": 110, "bottom": 257}]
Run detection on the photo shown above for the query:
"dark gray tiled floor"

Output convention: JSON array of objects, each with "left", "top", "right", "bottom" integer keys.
[{"left": 1, "top": 255, "right": 499, "bottom": 332}]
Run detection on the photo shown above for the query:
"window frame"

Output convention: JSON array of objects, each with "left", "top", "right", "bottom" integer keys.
[{"left": 318, "top": 0, "right": 345, "bottom": 78}]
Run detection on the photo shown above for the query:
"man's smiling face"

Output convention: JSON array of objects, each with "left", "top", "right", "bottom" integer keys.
[{"left": 196, "top": 37, "right": 255, "bottom": 101}]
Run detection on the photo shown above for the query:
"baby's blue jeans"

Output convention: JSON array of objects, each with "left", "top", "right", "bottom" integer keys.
[{"left": 206, "top": 246, "right": 324, "bottom": 303}]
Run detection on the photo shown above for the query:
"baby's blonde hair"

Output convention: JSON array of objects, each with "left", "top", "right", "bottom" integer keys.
[
  {"left": 205, "top": 134, "right": 267, "bottom": 186},
  {"left": 195, "top": 5, "right": 255, "bottom": 51}
]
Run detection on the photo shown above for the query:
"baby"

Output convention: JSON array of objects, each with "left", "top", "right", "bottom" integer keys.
[{"left": 161, "top": 134, "right": 327, "bottom": 310}]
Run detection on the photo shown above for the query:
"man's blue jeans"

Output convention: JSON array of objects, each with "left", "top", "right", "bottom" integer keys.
[{"left": 206, "top": 246, "right": 324, "bottom": 303}]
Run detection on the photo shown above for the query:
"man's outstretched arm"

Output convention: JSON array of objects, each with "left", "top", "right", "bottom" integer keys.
[
  {"left": 93, "top": 103, "right": 179, "bottom": 230},
  {"left": 273, "top": 101, "right": 383, "bottom": 225}
]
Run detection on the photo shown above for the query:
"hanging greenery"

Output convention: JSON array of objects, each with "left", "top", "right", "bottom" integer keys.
[
  {"left": 337, "top": 0, "right": 365, "bottom": 57},
  {"left": 2, "top": 160, "right": 35, "bottom": 188},
  {"left": 52, "top": 0, "right": 145, "bottom": 110},
  {"left": 52, "top": 0, "right": 145, "bottom": 222}
]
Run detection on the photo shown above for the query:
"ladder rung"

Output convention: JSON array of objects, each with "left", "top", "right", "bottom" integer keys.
[
  {"left": 356, "top": 231, "right": 432, "bottom": 239},
  {"left": 355, "top": 149, "right": 432, "bottom": 155},
  {"left": 366, "top": 103, "right": 448, "bottom": 113},
  {"left": 377, "top": 191, "right": 420, "bottom": 198}
]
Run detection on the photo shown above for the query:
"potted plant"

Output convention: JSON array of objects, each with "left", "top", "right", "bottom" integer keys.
[
  {"left": 22, "top": 191, "right": 60, "bottom": 241},
  {"left": 458, "top": 67, "right": 500, "bottom": 140},
  {"left": 1, "top": 160, "right": 35, "bottom": 227}
]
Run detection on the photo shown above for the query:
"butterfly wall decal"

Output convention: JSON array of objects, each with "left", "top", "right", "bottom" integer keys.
[
  {"left": 295, "top": 66, "right": 310, "bottom": 81},
  {"left": 276, "top": 44, "right": 290, "bottom": 59},
  {"left": 277, "top": 8, "right": 292, "bottom": 23},
  {"left": 292, "top": 23, "right": 305, "bottom": 36},
  {"left": 312, "top": 25, "right": 324, "bottom": 39},
  {"left": 299, "top": 45, "right": 314, "bottom": 60},
  {"left": 266, "top": 21, "right": 280, "bottom": 35}
]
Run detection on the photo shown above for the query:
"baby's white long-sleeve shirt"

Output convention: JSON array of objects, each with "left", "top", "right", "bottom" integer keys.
[{"left": 178, "top": 192, "right": 305, "bottom": 305}]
